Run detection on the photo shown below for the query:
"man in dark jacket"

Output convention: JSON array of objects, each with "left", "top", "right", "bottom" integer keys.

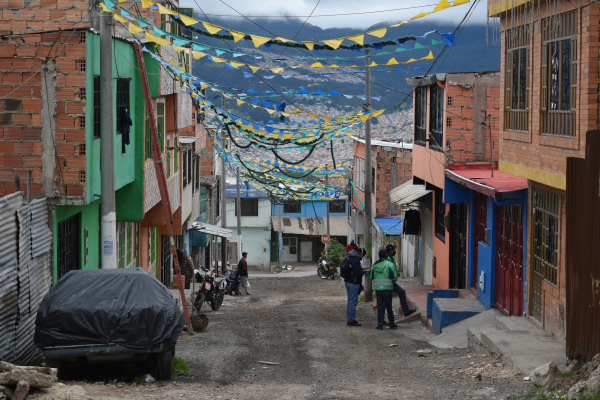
[
  {"left": 237, "top": 252, "right": 251, "bottom": 295},
  {"left": 385, "top": 244, "right": 416, "bottom": 318},
  {"left": 344, "top": 249, "right": 365, "bottom": 326}
]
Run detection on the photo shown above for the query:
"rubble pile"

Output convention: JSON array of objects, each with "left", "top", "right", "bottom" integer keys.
[{"left": 0, "top": 362, "right": 57, "bottom": 400}]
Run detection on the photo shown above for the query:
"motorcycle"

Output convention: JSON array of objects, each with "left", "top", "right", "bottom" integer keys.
[
  {"left": 224, "top": 269, "right": 241, "bottom": 296},
  {"left": 193, "top": 269, "right": 226, "bottom": 312},
  {"left": 317, "top": 257, "right": 336, "bottom": 280}
]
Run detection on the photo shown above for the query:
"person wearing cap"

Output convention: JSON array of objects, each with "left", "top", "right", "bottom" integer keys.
[
  {"left": 178, "top": 248, "right": 194, "bottom": 289},
  {"left": 237, "top": 251, "right": 251, "bottom": 295},
  {"left": 345, "top": 239, "right": 359, "bottom": 255},
  {"left": 385, "top": 244, "right": 416, "bottom": 318}
]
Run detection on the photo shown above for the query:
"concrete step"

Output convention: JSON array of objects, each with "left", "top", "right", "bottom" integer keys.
[
  {"left": 432, "top": 298, "right": 487, "bottom": 335},
  {"left": 426, "top": 289, "right": 460, "bottom": 319},
  {"left": 496, "top": 316, "right": 546, "bottom": 334},
  {"left": 467, "top": 326, "right": 486, "bottom": 352}
]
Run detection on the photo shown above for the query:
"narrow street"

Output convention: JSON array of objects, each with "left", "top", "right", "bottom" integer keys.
[{"left": 32, "top": 273, "right": 530, "bottom": 400}]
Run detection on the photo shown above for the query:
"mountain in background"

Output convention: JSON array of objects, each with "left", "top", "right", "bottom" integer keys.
[{"left": 191, "top": 16, "right": 501, "bottom": 123}]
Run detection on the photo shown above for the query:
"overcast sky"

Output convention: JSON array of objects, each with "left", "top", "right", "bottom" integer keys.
[{"left": 179, "top": 0, "right": 488, "bottom": 31}]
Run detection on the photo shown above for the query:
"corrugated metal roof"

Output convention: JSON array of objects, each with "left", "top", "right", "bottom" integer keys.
[
  {"left": 271, "top": 216, "right": 347, "bottom": 236},
  {"left": 390, "top": 180, "right": 432, "bottom": 207},
  {"left": 352, "top": 137, "right": 413, "bottom": 150},
  {"left": 31, "top": 198, "right": 52, "bottom": 257}
]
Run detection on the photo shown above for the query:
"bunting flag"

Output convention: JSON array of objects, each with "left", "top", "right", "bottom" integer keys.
[{"left": 132, "top": 0, "right": 469, "bottom": 50}]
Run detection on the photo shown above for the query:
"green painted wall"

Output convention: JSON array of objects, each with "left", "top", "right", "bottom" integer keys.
[
  {"left": 85, "top": 33, "right": 160, "bottom": 221},
  {"left": 53, "top": 201, "right": 100, "bottom": 283}
]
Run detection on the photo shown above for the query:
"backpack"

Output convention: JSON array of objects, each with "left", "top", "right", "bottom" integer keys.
[{"left": 339, "top": 257, "right": 352, "bottom": 279}]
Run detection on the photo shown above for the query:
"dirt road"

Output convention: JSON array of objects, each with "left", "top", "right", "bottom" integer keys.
[{"left": 30, "top": 274, "right": 531, "bottom": 399}]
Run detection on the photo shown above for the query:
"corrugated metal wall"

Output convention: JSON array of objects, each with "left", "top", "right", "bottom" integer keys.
[
  {"left": 0, "top": 194, "right": 53, "bottom": 363},
  {"left": 566, "top": 131, "right": 600, "bottom": 361}
]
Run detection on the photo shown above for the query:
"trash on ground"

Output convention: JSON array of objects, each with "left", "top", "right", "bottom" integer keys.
[{"left": 257, "top": 361, "right": 279, "bottom": 365}]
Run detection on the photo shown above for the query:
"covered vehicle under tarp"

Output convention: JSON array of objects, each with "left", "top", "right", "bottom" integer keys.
[{"left": 35, "top": 268, "right": 186, "bottom": 350}]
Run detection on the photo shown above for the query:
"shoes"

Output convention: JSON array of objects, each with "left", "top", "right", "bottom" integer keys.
[
  {"left": 246, "top": 293, "right": 252, "bottom": 296},
  {"left": 404, "top": 309, "right": 417, "bottom": 317},
  {"left": 376, "top": 325, "right": 384, "bottom": 330},
  {"left": 347, "top": 320, "right": 362, "bottom": 327},
  {"left": 237, "top": 293, "right": 243, "bottom": 296},
  {"left": 389, "top": 323, "right": 398, "bottom": 329},
  {"left": 382, "top": 321, "right": 389, "bottom": 325}
]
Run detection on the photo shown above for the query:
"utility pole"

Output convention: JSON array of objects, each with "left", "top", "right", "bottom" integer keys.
[
  {"left": 220, "top": 97, "right": 228, "bottom": 273},
  {"left": 326, "top": 175, "right": 330, "bottom": 239},
  {"left": 488, "top": 114, "right": 494, "bottom": 177},
  {"left": 364, "top": 49, "right": 373, "bottom": 301},
  {"left": 236, "top": 167, "right": 242, "bottom": 262},
  {"left": 100, "top": 12, "right": 117, "bottom": 269},
  {"left": 277, "top": 202, "right": 283, "bottom": 270}
]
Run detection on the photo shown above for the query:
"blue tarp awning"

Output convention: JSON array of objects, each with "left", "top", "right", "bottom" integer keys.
[{"left": 374, "top": 218, "right": 402, "bottom": 235}]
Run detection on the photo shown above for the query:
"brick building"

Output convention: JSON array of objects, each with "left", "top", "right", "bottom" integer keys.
[
  {"left": 488, "top": 0, "right": 600, "bottom": 338},
  {"left": 0, "top": 0, "right": 207, "bottom": 283}
]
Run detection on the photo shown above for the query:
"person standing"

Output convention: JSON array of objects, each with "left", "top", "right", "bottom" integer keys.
[
  {"left": 385, "top": 244, "right": 416, "bottom": 317},
  {"left": 344, "top": 248, "right": 364, "bottom": 326},
  {"left": 345, "top": 239, "right": 359, "bottom": 255},
  {"left": 237, "top": 252, "right": 252, "bottom": 296},
  {"left": 178, "top": 248, "right": 194, "bottom": 307},
  {"left": 372, "top": 249, "right": 397, "bottom": 330}
]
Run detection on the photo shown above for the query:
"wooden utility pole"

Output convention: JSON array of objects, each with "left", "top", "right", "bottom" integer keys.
[
  {"left": 220, "top": 97, "right": 228, "bottom": 272},
  {"left": 364, "top": 49, "right": 373, "bottom": 302}
]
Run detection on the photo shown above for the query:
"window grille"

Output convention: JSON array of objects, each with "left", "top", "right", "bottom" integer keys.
[
  {"left": 429, "top": 85, "right": 444, "bottom": 151},
  {"left": 328, "top": 200, "right": 345, "bottom": 213},
  {"left": 93, "top": 75, "right": 100, "bottom": 138},
  {"left": 414, "top": 86, "right": 427, "bottom": 145},
  {"left": 505, "top": 24, "right": 530, "bottom": 132},
  {"left": 434, "top": 188, "right": 445, "bottom": 242},
  {"left": 284, "top": 201, "right": 301, "bottom": 213},
  {"left": 116, "top": 78, "right": 130, "bottom": 135},
  {"left": 57, "top": 213, "right": 80, "bottom": 279},
  {"left": 541, "top": 11, "right": 577, "bottom": 137},
  {"left": 532, "top": 188, "right": 559, "bottom": 285},
  {"left": 235, "top": 198, "right": 259, "bottom": 217}
]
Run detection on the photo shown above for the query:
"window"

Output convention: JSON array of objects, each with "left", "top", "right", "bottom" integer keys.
[
  {"left": 284, "top": 201, "right": 301, "bottom": 213},
  {"left": 145, "top": 116, "right": 152, "bottom": 159},
  {"left": 170, "top": 4, "right": 179, "bottom": 35},
  {"left": 354, "top": 156, "right": 364, "bottom": 190},
  {"left": 505, "top": 24, "right": 530, "bottom": 132},
  {"left": 532, "top": 188, "right": 559, "bottom": 285},
  {"left": 179, "top": 8, "right": 194, "bottom": 39},
  {"left": 57, "top": 213, "right": 80, "bottom": 279},
  {"left": 235, "top": 198, "right": 259, "bottom": 217},
  {"left": 149, "top": 227, "right": 158, "bottom": 273},
  {"left": 174, "top": 137, "right": 178, "bottom": 174},
  {"left": 434, "top": 188, "right": 446, "bottom": 242},
  {"left": 194, "top": 155, "right": 200, "bottom": 192},
  {"left": 93, "top": 75, "right": 100, "bottom": 139},
  {"left": 118, "top": 222, "right": 135, "bottom": 269},
  {"left": 414, "top": 86, "right": 427, "bottom": 145},
  {"left": 541, "top": 11, "right": 577, "bottom": 137},
  {"left": 329, "top": 200, "right": 345, "bottom": 213},
  {"left": 187, "top": 149, "right": 192, "bottom": 184},
  {"left": 183, "top": 148, "right": 187, "bottom": 187},
  {"left": 429, "top": 85, "right": 444, "bottom": 151},
  {"left": 157, "top": 102, "right": 165, "bottom": 152},
  {"left": 116, "top": 78, "right": 130, "bottom": 135}
]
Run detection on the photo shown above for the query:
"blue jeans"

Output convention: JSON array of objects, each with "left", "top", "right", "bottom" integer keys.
[
  {"left": 393, "top": 283, "right": 410, "bottom": 315},
  {"left": 345, "top": 282, "right": 360, "bottom": 322},
  {"left": 376, "top": 290, "right": 394, "bottom": 325}
]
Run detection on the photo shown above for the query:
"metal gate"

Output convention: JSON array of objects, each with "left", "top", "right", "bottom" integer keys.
[
  {"left": 300, "top": 239, "right": 312, "bottom": 262},
  {"left": 281, "top": 237, "right": 297, "bottom": 262},
  {"left": 473, "top": 193, "right": 487, "bottom": 287},
  {"left": 495, "top": 204, "right": 523, "bottom": 316},
  {"left": 57, "top": 213, "right": 81, "bottom": 279},
  {"left": 161, "top": 235, "right": 171, "bottom": 288},
  {"left": 449, "top": 203, "right": 468, "bottom": 289}
]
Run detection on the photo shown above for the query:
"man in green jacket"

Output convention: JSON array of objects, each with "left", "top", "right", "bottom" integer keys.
[
  {"left": 385, "top": 244, "right": 416, "bottom": 318},
  {"left": 371, "top": 249, "right": 398, "bottom": 330}
]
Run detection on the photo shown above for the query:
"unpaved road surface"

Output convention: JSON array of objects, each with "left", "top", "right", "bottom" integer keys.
[{"left": 29, "top": 274, "right": 531, "bottom": 399}]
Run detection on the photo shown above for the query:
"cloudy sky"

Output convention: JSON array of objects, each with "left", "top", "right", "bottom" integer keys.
[{"left": 178, "top": 0, "right": 488, "bottom": 30}]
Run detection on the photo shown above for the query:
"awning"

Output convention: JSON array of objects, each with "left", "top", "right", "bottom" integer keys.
[
  {"left": 374, "top": 218, "right": 402, "bottom": 235},
  {"left": 271, "top": 216, "right": 347, "bottom": 236},
  {"left": 189, "top": 221, "right": 232, "bottom": 238},
  {"left": 390, "top": 180, "right": 432, "bottom": 207},
  {"left": 446, "top": 166, "right": 528, "bottom": 199},
  {"left": 179, "top": 136, "right": 199, "bottom": 144}
]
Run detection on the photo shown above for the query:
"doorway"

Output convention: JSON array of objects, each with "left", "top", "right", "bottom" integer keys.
[
  {"left": 300, "top": 239, "right": 313, "bottom": 262},
  {"left": 449, "top": 203, "right": 468, "bottom": 289},
  {"left": 282, "top": 237, "right": 298, "bottom": 262},
  {"left": 495, "top": 204, "right": 524, "bottom": 316},
  {"left": 160, "top": 235, "right": 171, "bottom": 288},
  {"left": 473, "top": 193, "right": 487, "bottom": 288}
]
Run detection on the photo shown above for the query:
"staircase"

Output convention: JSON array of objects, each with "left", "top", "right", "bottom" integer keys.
[{"left": 426, "top": 289, "right": 486, "bottom": 334}]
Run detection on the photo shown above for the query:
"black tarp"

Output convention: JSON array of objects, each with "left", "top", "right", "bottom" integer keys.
[{"left": 35, "top": 268, "right": 186, "bottom": 350}]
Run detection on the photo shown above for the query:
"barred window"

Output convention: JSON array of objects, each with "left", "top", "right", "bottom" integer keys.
[
  {"left": 532, "top": 188, "right": 559, "bottom": 285},
  {"left": 283, "top": 201, "right": 301, "bottom": 213},
  {"left": 116, "top": 78, "right": 130, "bottom": 135},
  {"left": 434, "top": 188, "right": 445, "bottom": 242},
  {"left": 414, "top": 86, "right": 427, "bottom": 145},
  {"left": 93, "top": 75, "right": 100, "bottom": 139},
  {"left": 541, "top": 11, "right": 577, "bottom": 137},
  {"left": 235, "top": 198, "right": 259, "bottom": 217},
  {"left": 505, "top": 24, "right": 530, "bottom": 132},
  {"left": 328, "top": 200, "right": 345, "bottom": 213},
  {"left": 429, "top": 85, "right": 444, "bottom": 152}
]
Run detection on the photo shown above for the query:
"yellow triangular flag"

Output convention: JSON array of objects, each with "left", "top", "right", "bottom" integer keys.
[
  {"left": 369, "top": 61, "right": 378, "bottom": 67},
  {"left": 366, "top": 27, "right": 387, "bottom": 38},
  {"left": 310, "top": 62, "right": 324, "bottom": 68},
  {"left": 128, "top": 22, "right": 144, "bottom": 34},
  {"left": 372, "top": 109, "right": 386, "bottom": 117},
  {"left": 237, "top": 99, "right": 245, "bottom": 106},
  {"left": 228, "top": 30, "right": 246, "bottom": 43},
  {"left": 113, "top": 13, "right": 127, "bottom": 23},
  {"left": 229, "top": 61, "right": 245, "bottom": 68},
  {"left": 269, "top": 67, "right": 283, "bottom": 74},
  {"left": 192, "top": 51, "right": 207, "bottom": 59},
  {"left": 173, "top": 46, "right": 185, "bottom": 52},
  {"left": 330, "top": 64, "right": 339, "bottom": 68},
  {"left": 250, "top": 35, "right": 271, "bottom": 48},
  {"left": 322, "top": 116, "right": 332, "bottom": 123},
  {"left": 266, "top": 109, "right": 276, "bottom": 114},
  {"left": 308, "top": 113, "right": 318, "bottom": 119},
  {"left": 212, "top": 57, "right": 227, "bottom": 63},
  {"left": 200, "top": 82, "right": 209, "bottom": 90},
  {"left": 293, "top": 109, "right": 303, "bottom": 114},
  {"left": 98, "top": 2, "right": 109, "bottom": 12},
  {"left": 157, "top": 4, "right": 177, "bottom": 15},
  {"left": 178, "top": 13, "right": 200, "bottom": 26},
  {"left": 346, "top": 34, "right": 364, "bottom": 45},
  {"left": 145, "top": 31, "right": 170, "bottom": 46},
  {"left": 433, "top": 0, "right": 452, "bottom": 12},
  {"left": 281, "top": 112, "right": 291, "bottom": 117},
  {"left": 140, "top": 0, "right": 154, "bottom": 8},
  {"left": 275, "top": 37, "right": 295, "bottom": 43},
  {"left": 402, "top": 58, "right": 417, "bottom": 64},
  {"left": 421, "top": 51, "right": 434, "bottom": 60},
  {"left": 249, "top": 65, "right": 261, "bottom": 73},
  {"left": 390, "top": 21, "right": 407, "bottom": 28},
  {"left": 303, "top": 41, "right": 315, "bottom": 50},
  {"left": 411, "top": 12, "right": 430, "bottom": 19},
  {"left": 386, "top": 58, "right": 399, "bottom": 65},
  {"left": 202, "top": 22, "right": 224, "bottom": 34},
  {"left": 322, "top": 38, "right": 344, "bottom": 50},
  {"left": 454, "top": 0, "right": 470, "bottom": 5},
  {"left": 360, "top": 114, "right": 370, "bottom": 122}
]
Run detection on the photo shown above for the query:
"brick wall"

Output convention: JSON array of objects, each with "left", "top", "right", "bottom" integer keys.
[{"left": 374, "top": 146, "right": 413, "bottom": 217}]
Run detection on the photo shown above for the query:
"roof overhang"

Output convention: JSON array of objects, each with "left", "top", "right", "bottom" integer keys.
[
  {"left": 390, "top": 180, "right": 432, "bottom": 207},
  {"left": 179, "top": 136, "right": 199, "bottom": 144},
  {"left": 271, "top": 216, "right": 347, "bottom": 236},
  {"left": 445, "top": 167, "right": 528, "bottom": 199},
  {"left": 189, "top": 221, "right": 232, "bottom": 238}
]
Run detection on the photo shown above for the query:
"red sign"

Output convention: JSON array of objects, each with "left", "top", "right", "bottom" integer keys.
[{"left": 321, "top": 235, "right": 330, "bottom": 244}]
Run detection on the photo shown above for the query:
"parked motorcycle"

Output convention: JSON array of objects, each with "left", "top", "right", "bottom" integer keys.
[
  {"left": 224, "top": 269, "right": 241, "bottom": 296},
  {"left": 193, "top": 269, "right": 226, "bottom": 312},
  {"left": 317, "top": 257, "right": 336, "bottom": 280}
]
